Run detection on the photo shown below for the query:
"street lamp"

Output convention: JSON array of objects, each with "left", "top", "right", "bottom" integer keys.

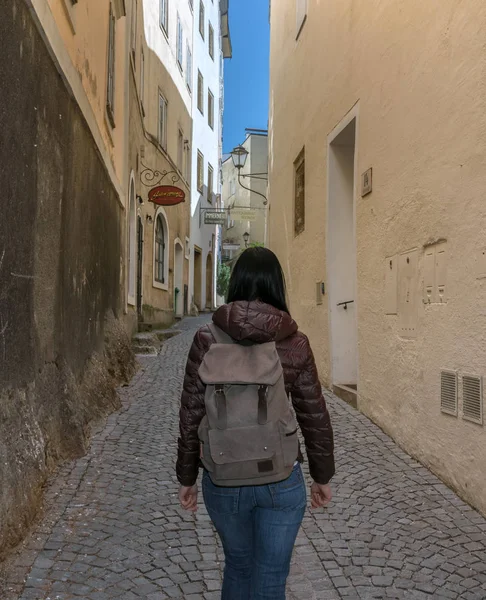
[
  {"left": 230, "top": 145, "right": 249, "bottom": 170},
  {"left": 230, "top": 145, "right": 267, "bottom": 206},
  {"left": 243, "top": 231, "right": 250, "bottom": 248}
]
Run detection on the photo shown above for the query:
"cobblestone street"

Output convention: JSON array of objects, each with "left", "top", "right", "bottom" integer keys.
[{"left": 4, "top": 316, "right": 486, "bottom": 600}]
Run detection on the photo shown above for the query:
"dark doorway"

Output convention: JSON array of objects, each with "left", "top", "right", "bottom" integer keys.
[{"left": 137, "top": 216, "right": 143, "bottom": 320}]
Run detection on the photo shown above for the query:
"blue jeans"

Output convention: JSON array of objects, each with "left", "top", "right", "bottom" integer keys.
[{"left": 202, "top": 464, "right": 306, "bottom": 600}]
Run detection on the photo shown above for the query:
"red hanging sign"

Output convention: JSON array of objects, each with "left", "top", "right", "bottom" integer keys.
[{"left": 148, "top": 185, "right": 186, "bottom": 206}]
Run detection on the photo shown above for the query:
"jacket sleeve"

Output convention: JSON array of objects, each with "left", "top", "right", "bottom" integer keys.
[
  {"left": 290, "top": 335, "right": 335, "bottom": 485},
  {"left": 176, "top": 328, "right": 208, "bottom": 486}
]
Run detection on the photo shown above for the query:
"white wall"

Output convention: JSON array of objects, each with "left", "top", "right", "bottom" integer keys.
[
  {"left": 142, "top": 0, "right": 193, "bottom": 113},
  {"left": 189, "top": 0, "right": 223, "bottom": 310}
]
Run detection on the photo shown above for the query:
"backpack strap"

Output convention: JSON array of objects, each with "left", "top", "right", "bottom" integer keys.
[
  {"left": 208, "top": 323, "right": 235, "bottom": 345},
  {"left": 258, "top": 385, "right": 268, "bottom": 424}
]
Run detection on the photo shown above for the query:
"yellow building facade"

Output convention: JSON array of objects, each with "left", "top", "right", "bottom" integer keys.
[
  {"left": 126, "top": 0, "right": 193, "bottom": 328},
  {"left": 268, "top": 1, "right": 486, "bottom": 514}
]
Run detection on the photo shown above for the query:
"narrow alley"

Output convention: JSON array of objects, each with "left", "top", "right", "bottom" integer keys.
[{"left": 3, "top": 317, "right": 486, "bottom": 600}]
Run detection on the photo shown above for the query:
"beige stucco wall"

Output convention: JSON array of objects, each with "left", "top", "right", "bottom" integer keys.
[
  {"left": 46, "top": 0, "right": 128, "bottom": 186},
  {"left": 269, "top": 1, "right": 486, "bottom": 514}
]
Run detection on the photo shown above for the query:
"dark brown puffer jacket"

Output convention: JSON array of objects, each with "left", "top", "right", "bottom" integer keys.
[{"left": 176, "top": 300, "right": 335, "bottom": 487}]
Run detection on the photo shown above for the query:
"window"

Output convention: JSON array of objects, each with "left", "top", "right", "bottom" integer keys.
[
  {"left": 197, "top": 71, "right": 204, "bottom": 114},
  {"left": 186, "top": 44, "right": 192, "bottom": 91},
  {"left": 197, "top": 151, "right": 204, "bottom": 192},
  {"left": 208, "top": 23, "right": 214, "bottom": 59},
  {"left": 294, "top": 148, "right": 305, "bottom": 236},
  {"left": 140, "top": 48, "right": 145, "bottom": 107},
  {"left": 106, "top": 4, "right": 116, "bottom": 126},
  {"left": 184, "top": 142, "right": 191, "bottom": 182},
  {"left": 131, "top": 0, "right": 137, "bottom": 58},
  {"left": 176, "top": 14, "right": 183, "bottom": 70},
  {"left": 208, "top": 89, "right": 214, "bottom": 129},
  {"left": 199, "top": 0, "right": 205, "bottom": 39},
  {"left": 155, "top": 215, "right": 166, "bottom": 283},
  {"left": 208, "top": 164, "right": 214, "bottom": 202},
  {"left": 160, "top": 0, "right": 168, "bottom": 35},
  {"left": 177, "top": 129, "right": 184, "bottom": 172},
  {"left": 158, "top": 93, "right": 168, "bottom": 149},
  {"left": 296, "top": 0, "right": 307, "bottom": 39}
]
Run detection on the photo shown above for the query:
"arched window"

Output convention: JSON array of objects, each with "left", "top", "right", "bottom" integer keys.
[{"left": 155, "top": 215, "right": 166, "bottom": 283}]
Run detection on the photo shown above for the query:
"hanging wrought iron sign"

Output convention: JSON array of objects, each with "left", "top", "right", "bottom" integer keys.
[
  {"left": 140, "top": 160, "right": 185, "bottom": 206},
  {"left": 148, "top": 185, "right": 185, "bottom": 206}
]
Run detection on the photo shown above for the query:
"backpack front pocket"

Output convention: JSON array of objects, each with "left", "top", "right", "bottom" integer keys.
[{"left": 279, "top": 421, "right": 299, "bottom": 467}]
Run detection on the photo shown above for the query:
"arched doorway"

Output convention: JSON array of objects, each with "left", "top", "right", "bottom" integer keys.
[
  {"left": 174, "top": 240, "right": 184, "bottom": 317},
  {"left": 128, "top": 175, "right": 136, "bottom": 303},
  {"left": 194, "top": 247, "right": 202, "bottom": 310},
  {"left": 206, "top": 253, "right": 213, "bottom": 310}
]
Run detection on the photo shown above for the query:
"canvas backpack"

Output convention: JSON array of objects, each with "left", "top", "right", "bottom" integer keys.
[{"left": 197, "top": 324, "right": 299, "bottom": 487}]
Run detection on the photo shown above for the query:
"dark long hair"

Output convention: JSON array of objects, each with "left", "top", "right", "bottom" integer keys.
[{"left": 226, "top": 247, "right": 290, "bottom": 314}]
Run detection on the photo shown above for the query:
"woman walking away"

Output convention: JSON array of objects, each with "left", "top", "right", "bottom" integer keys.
[{"left": 176, "top": 247, "right": 335, "bottom": 600}]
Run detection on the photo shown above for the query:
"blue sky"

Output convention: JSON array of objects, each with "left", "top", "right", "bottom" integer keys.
[{"left": 222, "top": 0, "right": 270, "bottom": 154}]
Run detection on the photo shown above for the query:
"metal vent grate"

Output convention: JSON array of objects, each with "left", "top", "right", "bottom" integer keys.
[
  {"left": 440, "top": 370, "right": 458, "bottom": 416},
  {"left": 463, "top": 375, "right": 483, "bottom": 425}
]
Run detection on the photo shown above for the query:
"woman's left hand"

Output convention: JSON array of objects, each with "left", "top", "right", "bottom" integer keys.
[{"left": 179, "top": 485, "right": 198, "bottom": 512}]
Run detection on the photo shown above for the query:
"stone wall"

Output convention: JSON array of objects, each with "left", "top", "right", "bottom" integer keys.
[{"left": 0, "top": 0, "right": 135, "bottom": 557}]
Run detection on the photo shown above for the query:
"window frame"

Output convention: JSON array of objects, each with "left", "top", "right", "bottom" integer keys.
[
  {"left": 294, "top": 147, "right": 306, "bottom": 236},
  {"left": 184, "top": 141, "right": 191, "bottom": 182},
  {"left": 207, "top": 163, "right": 214, "bottom": 202},
  {"left": 106, "top": 3, "right": 116, "bottom": 127},
  {"left": 199, "top": 0, "right": 205, "bottom": 39},
  {"left": 158, "top": 92, "right": 168, "bottom": 150},
  {"left": 177, "top": 129, "right": 184, "bottom": 173},
  {"left": 140, "top": 47, "right": 145, "bottom": 109},
  {"left": 208, "top": 22, "right": 214, "bottom": 59},
  {"left": 153, "top": 209, "right": 169, "bottom": 290},
  {"left": 160, "top": 0, "right": 169, "bottom": 36},
  {"left": 197, "top": 70, "right": 204, "bottom": 114},
  {"left": 207, "top": 89, "right": 214, "bottom": 129},
  {"left": 130, "top": 0, "right": 137, "bottom": 59},
  {"left": 197, "top": 150, "right": 204, "bottom": 193},
  {"left": 186, "top": 43, "right": 192, "bottom": 92},
  {"left": 176, "top": 13, "right": 183, "bottom": 71},
  {"left": 155, "top": 215, "right": 166, "bottom": 284}
]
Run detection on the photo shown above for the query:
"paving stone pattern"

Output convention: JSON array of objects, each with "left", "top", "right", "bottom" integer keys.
[{"left": 5, "top": 316, "right": 486, "bottom": 599}]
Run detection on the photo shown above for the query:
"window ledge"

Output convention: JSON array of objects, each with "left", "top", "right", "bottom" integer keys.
[
  {"left": 127, "top": 295, "right": 136, "bottom": 307},
  {"left": 153, "top": 280, "right": 169, "bottom": 292}
]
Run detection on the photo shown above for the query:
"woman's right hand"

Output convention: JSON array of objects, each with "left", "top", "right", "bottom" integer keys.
[{"left": 310, "top": 482, "right": 332, "bottom": 509}]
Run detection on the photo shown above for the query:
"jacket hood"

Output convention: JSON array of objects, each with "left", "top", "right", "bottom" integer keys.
[{"left": 212, "top": 300, "right": 298, "bottom": 343}]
